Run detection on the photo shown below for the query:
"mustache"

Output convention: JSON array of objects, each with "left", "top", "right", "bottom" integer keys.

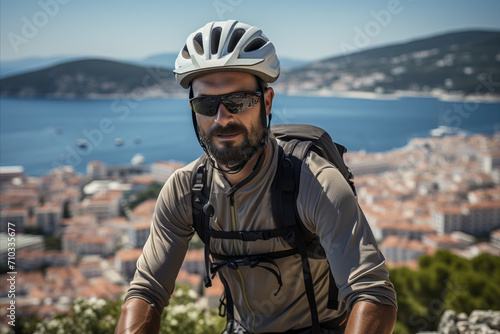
[{"left": 208, "top": 123, "right": 247, "bottom": 137}]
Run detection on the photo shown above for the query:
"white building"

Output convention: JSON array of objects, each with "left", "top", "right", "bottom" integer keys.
[
  {"left": 78, "top": 255, "right": 103, "bottom": 278},
  {"left": 464, "top": 201, "right": 500, "bottom": 236},
  {"left": 0, "top": 207, "right": 28, "bottom": 232},
  {"left": 79, "top": 190, "right": 122, "bottom": 220},
  {"left": 128, "top": 221, "right": 150, "bottom": 248},
  {"left": 0, "top": 233, "right": 44, "bottom": 264},
  {"left": 151, "top": 161, "right": 184, "bottom": 183},
  {"left": 379, "top": 235, "right": 430, "bottom": 264},
  {"left": 432, "top": 201, "right": 500, "bottom": 236},
  {"left": 432, "top": 207, "right": 466, "bottom": 234},
  {"left": 35, "top": 204, "right": 62, "bottom": 234},
  {"left": 115, "top": 249, "right": 143, "bottom": 279},
  {"left": 87, "top": 161, "right": 107, "bottom": 179},
  {"left": 17, "top": 249, "right": 76, "bottom": 271},
  {"left": 375, "top": 222, "right": 436, "bottom": 241},
  {"left": 181, "top": 248, "right": 205, "bottom": 275},
  {"left": 491, "top": 229, "right": 500, "bottom": 249}
]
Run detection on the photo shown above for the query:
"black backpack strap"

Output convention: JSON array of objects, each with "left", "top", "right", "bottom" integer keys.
[
  {"left": 191, "top": 154, "right": 214, "bottom": 288},
  {"left": 284, "top": 140, "right": 340, "bottom": 311},
  {"left": 206, "top": 227, "right": 292, "bottom": 241},
  {"left": 218, "top": 271, "right": 235, "bottom": 322},
  {"left": 272, "top": 142, "right": 321, "bottom": 334},
  {"left": 272, "top": 140, "right": 340, "bottom": 330}
]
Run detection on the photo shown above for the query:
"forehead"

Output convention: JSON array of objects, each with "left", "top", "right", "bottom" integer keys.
[{"left": 191, "top": 72, "right": 258, "bottom": 96}]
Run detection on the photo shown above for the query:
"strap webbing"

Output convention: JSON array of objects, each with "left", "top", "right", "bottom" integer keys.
[
  {"left": 210, "top": 253, "right": 287, "bottom": 296},
  {"left": 206, "top": 227, "right": 293, "bottom": 241},
  {"left": 218, "top": 272, "right": 234, "bottom": 322},
  {"left": 277, "top": 145, "right": 321, "bottom": 334}
]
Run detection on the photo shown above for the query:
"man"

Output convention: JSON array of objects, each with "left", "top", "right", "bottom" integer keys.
[{"left": 116, "top": 20, "right": 397, "bottom": 334}]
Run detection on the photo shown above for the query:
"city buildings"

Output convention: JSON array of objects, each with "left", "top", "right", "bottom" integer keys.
[{"left": 1, "top": 132, "right": 499, "bottom": 329}]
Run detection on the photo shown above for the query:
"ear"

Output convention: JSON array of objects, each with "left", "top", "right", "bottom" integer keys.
[{"left": 264, "top": 87, "right": 274, "bottom": 116}]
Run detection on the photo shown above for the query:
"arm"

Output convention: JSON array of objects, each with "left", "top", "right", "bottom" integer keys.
[
  {"left": 345, "top": 301, "right": 397, "bottom": 334},
  {"left": 298, "top": 153, "right": 398, "bottom": 313},
  {"left": 117, "top": 168, "right": 195, "bottom": 332},
  {"left": 115, "top": 298, "right": 162, "bottom": 334}
]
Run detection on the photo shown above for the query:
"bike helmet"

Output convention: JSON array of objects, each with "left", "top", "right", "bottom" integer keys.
[{"left": 174, "top": 20, "right": 280, "bottom": 88}]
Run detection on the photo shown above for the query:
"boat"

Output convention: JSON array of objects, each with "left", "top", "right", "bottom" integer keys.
[
  {"left": 131, "top": 153, "right": 145, "bottom": 165},
  {"left": 76, "top": 139, "right": 88, "bottom": 148},
  {"left": 429, "top": 126, "right": 467, "bottom": 137}
]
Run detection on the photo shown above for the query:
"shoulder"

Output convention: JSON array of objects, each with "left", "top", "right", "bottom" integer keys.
[
  {"left": 301, "top": 149, "right": 340, "bottom": 179},
  {"left": 157, "top": 156, "right": 205, "bottom": 203},
  {"left": 299, "top": 149, "right": 355, "bottom": 203}
]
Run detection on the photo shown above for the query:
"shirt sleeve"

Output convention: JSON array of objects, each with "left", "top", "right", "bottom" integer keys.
[
  {"left": 124, "top": 168, "right": 194, "bottom": 313},
  {"left": 297, "top": 152, "right": 397, "bottom": 312}
]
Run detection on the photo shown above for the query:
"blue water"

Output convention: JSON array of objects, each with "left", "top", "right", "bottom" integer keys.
[{"left": 1, "top": 96, "right": 499, "bottom": 176}]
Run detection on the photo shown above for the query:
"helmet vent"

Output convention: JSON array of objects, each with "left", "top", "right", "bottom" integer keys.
[
  {"left": 181, "top": 44, "right": 190, "bottom": 59},
  {"left": 210, "top": 27, "right": 222, "bottom": 55},
  {"left": 227, "top": 28, "right": 245, "bottom": 53},
  {"left": 193, "top": 33, "right": 204, "bottom": 55},
  {"left": 244, "top": 38, "right": 267, "bottom": 52}
]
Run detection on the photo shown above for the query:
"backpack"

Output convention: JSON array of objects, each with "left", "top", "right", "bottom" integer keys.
[{"left": 190, "top": 124, "right": 356, "bottom": 333}]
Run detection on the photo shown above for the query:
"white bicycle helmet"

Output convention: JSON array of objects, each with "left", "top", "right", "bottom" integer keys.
[{"left": 174, "top": 20, "right": 280, "bottom": 88}]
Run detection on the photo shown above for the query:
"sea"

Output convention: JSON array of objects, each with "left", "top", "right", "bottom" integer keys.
[{"left": 1, "top": 95, "right": 499, "bottom": 176}]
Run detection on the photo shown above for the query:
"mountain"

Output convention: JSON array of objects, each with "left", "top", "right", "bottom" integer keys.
[
  {"left": 1, "top": 30, "right": 499, "bottom": 99},
  {"left": 0, "top": 54, "right": 180, "bottom": 78},
  {"left": 0, "top": 59, "right": 183, "bottom": 99},
  {"left": 0, "top": 55, "right": 83, "bottom": 78},
  {"left": 274, "top": 30, "right": 500, "bottom": 98},
  {"left": 129, "top": 53, "right": 179, "bottom": 69},
  {"left": 129, "top": 52, "right": 308, "bottom": 69},
  {"left": 279, "top": 57, "right": 309, "bottom": 69}
]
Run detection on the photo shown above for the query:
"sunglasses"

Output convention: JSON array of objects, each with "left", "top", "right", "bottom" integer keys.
[{"left": 190, "top": 91, "right": 262, "bottom": 117}]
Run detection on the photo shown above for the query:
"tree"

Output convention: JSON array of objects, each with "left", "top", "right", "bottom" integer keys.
[{"left": 390, "top": 250, "right": 500, "bottom": 334}]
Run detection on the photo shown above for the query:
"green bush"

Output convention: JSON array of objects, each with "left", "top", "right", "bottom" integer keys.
[
  {"left": 391, "top": 250, "right": 500, "bottom": 333},
  {"left": 11, "top": 285, "right": 225, "bottom": 334}
]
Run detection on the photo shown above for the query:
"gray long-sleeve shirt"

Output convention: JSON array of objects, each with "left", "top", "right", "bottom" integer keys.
[{"left": 125, "top": 135, "right": 397, "bottom": 332}]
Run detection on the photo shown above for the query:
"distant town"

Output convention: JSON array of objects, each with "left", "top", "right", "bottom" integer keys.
[{"left": 1, "top": 131, "right": 499, "bottom": 330}]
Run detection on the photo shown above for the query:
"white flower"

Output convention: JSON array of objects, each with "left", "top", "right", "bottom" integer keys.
[
  {"left": 187, "top": 289, "right": 198, "bottom": 299},
  {"left": 170, "top": 304, "right": 188, "bottom": 315},
  {"left": 84, "top": 308, "right": 95, "bottom": 318},
  {"left": 187, "top": 310, "right": 198, "bottom": 320}
]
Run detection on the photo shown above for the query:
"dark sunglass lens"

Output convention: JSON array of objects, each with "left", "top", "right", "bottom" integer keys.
[
  {"left": 223, "top": 93, "right": 259, "bottom": 114},
  {"left": 191, "top": 97, "right": 218, "bottom": 116}
]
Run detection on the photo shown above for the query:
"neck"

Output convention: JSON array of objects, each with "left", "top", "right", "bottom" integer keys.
[{"left": 222, "top": 146, "right": 269, "bottom": 186}]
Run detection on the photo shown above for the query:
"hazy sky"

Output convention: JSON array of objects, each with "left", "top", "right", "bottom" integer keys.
[{"left": 1, "top": 0, "right": 500, "bottom": 62}]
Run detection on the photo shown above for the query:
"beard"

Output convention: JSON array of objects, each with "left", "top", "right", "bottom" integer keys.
[{"left": 198, "top": 121, "right": 266, "bottom": 168}]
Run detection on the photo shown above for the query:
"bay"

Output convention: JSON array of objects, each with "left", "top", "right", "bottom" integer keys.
[{"left": 1, "top": 95, "right": 499, "bottom": 176}]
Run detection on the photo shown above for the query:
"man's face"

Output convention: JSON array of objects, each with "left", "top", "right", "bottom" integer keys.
[{"left": 191, "top": 72, "right": 272, "bottom": 167}]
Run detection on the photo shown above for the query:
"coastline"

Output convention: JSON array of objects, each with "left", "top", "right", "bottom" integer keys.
[
  {"left": 272, "top": 89, "right": 500, "bottom": 103},
  {"left": 1, "top": 94, "right": 499, "bottom": 177},
  {"left": 2, "top": 89, "right": 500, "bottom": 103}
]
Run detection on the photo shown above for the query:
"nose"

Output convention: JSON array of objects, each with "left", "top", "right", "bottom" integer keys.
[{"left": 214, "top": 102, "right": 233, "bottom": 126}]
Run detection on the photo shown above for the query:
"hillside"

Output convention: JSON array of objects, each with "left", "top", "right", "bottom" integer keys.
[
  {"left": 274, "top": 30, "right": 500, "bottom": 99},
  {"left": 1, "top": 30, "right": 499, "bottom": 99},
  {"left": 0, "top": 59, "right": 183, "bottom": 99}
]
